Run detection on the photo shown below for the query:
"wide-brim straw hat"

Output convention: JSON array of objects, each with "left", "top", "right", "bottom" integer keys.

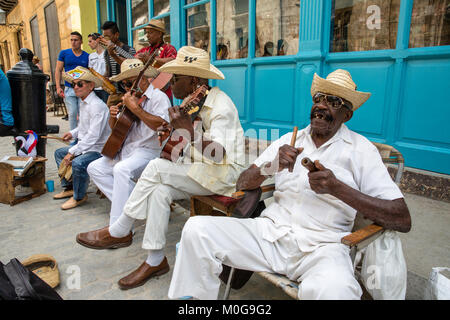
[
  {"left": 144, "top": 19, "right": 166, "bottom": 34},
  {"left": 158, "top": 46, "right": 225, "bottom": 80},
  {"left": 109, "top": 58, "right": 159, "bottom": 82},
  {"left": 310, "top": 69, "right": 371, "bottom": 111},
  {"left": 63, "top": 66, "right": 103, "bottom": 88},
  {"left": 22, "top": 254, "right": 60, "bottom": 288},
  {"left": 58, "top": 161, "right": 72, "bottom": 182}
]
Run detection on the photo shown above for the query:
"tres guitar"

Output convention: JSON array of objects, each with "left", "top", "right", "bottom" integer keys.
[
  {"left": 101, "top": 48, "right": 172, "bottom": 158},
  {"left": 159, "top": 85, "right": 209, "bottom": 162}
]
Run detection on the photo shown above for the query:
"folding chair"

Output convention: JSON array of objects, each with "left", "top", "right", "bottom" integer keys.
[{"left": 189, "top": 142, "right": 405, "bottom": 300}]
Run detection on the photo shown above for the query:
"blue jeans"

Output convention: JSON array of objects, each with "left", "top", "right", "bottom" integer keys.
[
  {"left": 64, "top": 87, "right": 80, "bottom": 130},
  {"left": 54, "top": 146, "right": 102, "bottom": 200}
]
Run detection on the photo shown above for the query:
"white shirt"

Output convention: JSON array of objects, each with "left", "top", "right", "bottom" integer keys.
[
  {"left": 118, "top": 84, "right": 171, "bottom": 159},
  {"left": 254, "top": 124, "right": 404, "bottom": 252},
  {"left": 69, "top": 92, "right": 111, "bottom": 156},
  {"left": 88, "top": 51, "right": 106, "bottom": 90}
]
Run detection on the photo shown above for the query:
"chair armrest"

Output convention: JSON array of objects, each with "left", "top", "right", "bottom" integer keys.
[
  {"left": 232, "top": 184, "right": 275, "bottom": 199},
  {"left": 341, "top": 224, "right": 384, "bottom": 247}
]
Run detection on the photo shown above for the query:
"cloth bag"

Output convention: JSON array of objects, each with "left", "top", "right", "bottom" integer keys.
[
  {"left": 361, "top": 230, "right": 407, "bottom": 300},
  {"left": 424, "top": 267, "right": 450, "bottom": 300}
]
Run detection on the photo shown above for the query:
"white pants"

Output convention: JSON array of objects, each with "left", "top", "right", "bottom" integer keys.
[
  {"left": 168, "top": 216, "right": 362, "bottom": 300},
  {"left": 123, "top": 158, "right": 212, "bottom": 250},
  {"left": 87, "top": 150, "right": 157, "bottom": 225}
]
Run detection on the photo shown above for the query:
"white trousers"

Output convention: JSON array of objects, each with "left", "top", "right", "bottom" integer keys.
[
  {"left": 87, "top": 150, "right": 157, "bottom": 225},
  {"left": 123, "top": 158, "right": 212, "bottom": 250},
  {"left": 168, "top": 216, "right": 362, "bottom": 300}
]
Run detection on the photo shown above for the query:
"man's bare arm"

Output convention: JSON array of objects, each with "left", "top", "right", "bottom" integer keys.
[{"left": 55, "top": 61, "right": 64, "bottom": 96}]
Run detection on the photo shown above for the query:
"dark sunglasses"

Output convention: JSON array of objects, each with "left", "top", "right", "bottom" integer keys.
[
  {"left": 71, "top": 81, "right": 86, "bottom": 88},
  {"left": 313, "top": 92, "right": 352, "bottom": 110},
  {"left": 121, "top": 80, "right": 134, "bottom": 88},
  {"left": 88, "top": 33, "right": 101, "bottom": 40},
  {"left": 170, "top": 74, "right": 190, "bottom": 84}
]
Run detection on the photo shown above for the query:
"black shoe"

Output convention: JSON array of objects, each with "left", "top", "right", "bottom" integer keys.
[{"left": 61, "top": 115, "right": 68, "bottom": 120}]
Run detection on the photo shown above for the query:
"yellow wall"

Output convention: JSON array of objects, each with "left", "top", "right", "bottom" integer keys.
[{"left": 0, "top": 0, "right": 98, "bottom": 76}]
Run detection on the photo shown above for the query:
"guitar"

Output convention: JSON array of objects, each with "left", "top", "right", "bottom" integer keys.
[
  {"left": 159, "top": 85, "right": 209, "bottom": 163},
  {"left": 101, "top": 49, "right": 163, "bottom": 158}
]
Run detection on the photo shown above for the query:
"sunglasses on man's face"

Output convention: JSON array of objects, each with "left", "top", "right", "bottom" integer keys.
[
  {"left": 71, "top": 81, "right": 86, "bottom": 88},
  {"left": 312, "top": 92, "right": 352, "bottom": 111},
  {"left": 170, "top": 74, "right": 190, "bottom": 84},
  {"left": 121, "top": 80, "right": 134, "bottom": 88}
]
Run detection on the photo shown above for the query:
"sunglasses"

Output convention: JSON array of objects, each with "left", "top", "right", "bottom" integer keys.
[
  {"left": 88, "top": 33, "right": 100, "bottom": 40},
  {"left": 71, "top": 81, "right": 86, "bottom": 88},
  {"left": 313, "top": 92, "right": 352, "bottom": 110},
  {"left": 121, "top": 80, "right": 134, "bottom": 88},
  {"left": 170, "top": 74, "right": 190, "bottom": 84}
]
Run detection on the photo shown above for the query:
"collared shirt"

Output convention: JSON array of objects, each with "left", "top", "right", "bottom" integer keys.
[
  {"left": 88, "top": 50, "right": 106, "bottom": 90},
  {"left": 69, "top": 92, "right": 111, "bottom": 156},
  {"left": 184, "top": 87, "right": 246, "bottom": 196},
  {"left": 118, "top": 84, "right": 171, "bottom": 159},
  {"left": 253, "top": 124, "right": 404, "bottom": 252}
]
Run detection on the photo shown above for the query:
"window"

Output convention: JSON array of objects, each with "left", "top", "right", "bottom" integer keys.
[
  {"left": 98, "top": 0, "right": 108, "bottom": 27},
  {"left": 186, "top": 3, "right": 211, "bottom": 52},
  {"left": 255, "top": 0, "right": 300, "bottom": 57},
  {"left": 132, "top": 0, "right": 149, "bottom": 28},
  {"left": 331, "top": 0, "right": 400, "bottom": 52},
  {"left": 132, "top": 28, "right": 148, "bottom": 52},
  {"left": 154, "top": 0, "right": 170, "bottom": 17},
  {"left": 409, "top": 0, "right": 450, "bottom": 48},
  {"left": 216, "top": 0, "right": 249, "bottom": 59}
]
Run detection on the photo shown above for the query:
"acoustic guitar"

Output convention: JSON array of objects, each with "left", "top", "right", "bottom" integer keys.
[
  {"left": 101, "top": 49, "right": 172, "bottom": 158},
  {"left": 159, "top": 85, "right": 209, "bottom": 163}
]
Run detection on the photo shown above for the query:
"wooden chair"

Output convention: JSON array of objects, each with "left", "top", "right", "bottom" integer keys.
[
  {"left": 48, "top": 83, "right": 67, "bottom": 117},
  {"left": 189, "top": 142, "right": 405, "bottom": 299}
]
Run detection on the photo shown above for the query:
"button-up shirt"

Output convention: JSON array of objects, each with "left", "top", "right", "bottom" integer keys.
[
  {"left": 88, "top": 51, "right": 106, "bottom": 90},
  {"left": 118, "top": 84, "right": 171, "bottom": 160},
  {"left": 254, "top": 124, "right": 404, "bottom": 252},
  {"left": 69, "top": 91, "right": 110, "bottom": 156},
  {"left": 184, "top": 87, "right": 246, "bottom": 196}
]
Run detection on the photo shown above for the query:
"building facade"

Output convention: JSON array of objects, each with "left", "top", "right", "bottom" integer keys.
[{"left": 0, "top": 0, "right": 98, "bottom": 81}]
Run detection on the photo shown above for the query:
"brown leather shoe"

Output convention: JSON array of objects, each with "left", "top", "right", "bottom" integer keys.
[
  {"left": 61, "top": 195, "right": 87, "bottom": 210},
  {"left": 76, "top": 226, "right": 132, "bottom": 250},
  {"left": 118, "top": 257, "right": 170, "bottom": 290},
  {"left": 53, "top": 189, "right": 74, "bottom": 200}
]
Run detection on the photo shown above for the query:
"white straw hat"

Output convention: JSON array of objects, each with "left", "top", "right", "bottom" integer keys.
[
  {"left": 109, "top": 59, "right": 159, "bottom": 82},
  {"left": 63, "top": 66, "right": 103, "bottom": 88},
  {"left": 158, "top": 46, "right": 225, "bottom": 80},
  {"left": 310, "top": 69, "right": 371, "bottom": 110}
]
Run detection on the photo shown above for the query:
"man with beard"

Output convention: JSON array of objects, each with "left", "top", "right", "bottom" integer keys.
[{"left": 168, "top": 69, "right": 411, "bottom": 300}]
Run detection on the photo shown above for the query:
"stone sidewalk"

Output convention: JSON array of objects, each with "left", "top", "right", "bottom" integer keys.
[{"left": 0, "top": 111, "right": 449, "bottom": 300}]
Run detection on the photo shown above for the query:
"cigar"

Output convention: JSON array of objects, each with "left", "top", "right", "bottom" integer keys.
[{"left": 301, "top": 157, "right": 318, "bottom": 172}]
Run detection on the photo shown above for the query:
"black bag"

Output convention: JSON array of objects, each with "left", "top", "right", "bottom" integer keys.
[
  {"left": 219, "top": 188, "right": 266, "bottom": 290},
  {"left": 0, "top": 258, "right": 62, "bottom": 300}
]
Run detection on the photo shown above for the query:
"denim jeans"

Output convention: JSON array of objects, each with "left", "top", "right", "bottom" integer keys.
[
  {"left": 54, "top": 146, "right": 102, "bottom": 200},
  {"left": 64, "top": 87, "right": 80, "bottom": 130}
]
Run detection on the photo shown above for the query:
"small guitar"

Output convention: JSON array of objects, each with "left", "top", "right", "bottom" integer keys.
[
  {"left": 159, "top": 85, "right": 209, "bottom": 162},
  {"left": 101, "top": 49, "right": 162, "bottom": 158}
]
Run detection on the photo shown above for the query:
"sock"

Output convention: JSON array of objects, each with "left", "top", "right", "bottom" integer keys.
[
  {"left": 146, "top": 249, "right": 165, "bottom": 267},
  {"left": 109, "top": 213, "right": 134, "bottom": 238}
]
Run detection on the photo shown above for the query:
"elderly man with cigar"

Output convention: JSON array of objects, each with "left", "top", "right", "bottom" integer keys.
[
  {"left": 168, "top": 69, "right": 411, "bottom": 300},
  {"left": 53, "top": 67, "right": 110, "bottom": 210}
]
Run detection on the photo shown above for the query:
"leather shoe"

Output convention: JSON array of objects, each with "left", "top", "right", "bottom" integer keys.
[
  {"left": 53, "top": 189, "right": 73, "bottom": 199},
  {"left": 118, "top": 257, "right": 170, "bottom": 290},
  {"left": 61, "top": 195, "right": 87, "bottom": 210},
  {"left": 76, "top": 226, "right": 132, "bottom": 250}
]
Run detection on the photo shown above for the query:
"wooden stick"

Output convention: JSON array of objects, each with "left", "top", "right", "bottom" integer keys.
[
  {"left": 301, "top": 157, "right": 318, "bottom": 172},
  {"left": 41, "top": 135, "right": 65, "bottom": 141},
  {"left": 290, "top": 126, "right": 298, "bottom": 147}
]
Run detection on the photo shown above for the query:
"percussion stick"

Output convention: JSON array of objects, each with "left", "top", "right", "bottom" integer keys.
[
  {"left": 290, "top": 126, "right": 298, "bottom": 147},
  {"left": 41, "top": 136, "right": 69, "bottom": 144},
  {"left": 301, "top": 157, "right": 319, "bottom": 172}
]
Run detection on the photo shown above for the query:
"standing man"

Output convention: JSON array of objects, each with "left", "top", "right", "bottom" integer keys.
[
  {"left": 76, "top": 47, "right": 246, "bottom": 291},
  {"left": 168, "top": 69, "right": 411, "bottom": 300},
  {"left": 53, "top": 67, "right": 111, "bottom": 210},
  {"left": 81, "top": 59, "right": 171, "bottom": 228},
  {"left": 54, "top": 31, "right": 90, "bottom": 129},
  {"left": 87, "top": 32, "right": 109, "bottom": 103},
  {"left": 0, "top": 68, "right": 14, "bottom": 136}
]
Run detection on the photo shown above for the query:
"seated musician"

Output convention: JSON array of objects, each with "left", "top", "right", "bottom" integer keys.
[
  {"left": 53, "top": 67, "right": 111, "bottom": 210},
  {"left": 78, "top": 58, "right": 171, "bottom": 236},
  {"left": 168, "top": 69, "right": 412, "bottom": 300},
  {"left": 76, "top": 46, "right": 246, "bottom": 290}
]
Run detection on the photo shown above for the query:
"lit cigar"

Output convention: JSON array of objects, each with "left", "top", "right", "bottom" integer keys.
[{"left": 301, "top": 157, "right": 318, "bottom": 172}]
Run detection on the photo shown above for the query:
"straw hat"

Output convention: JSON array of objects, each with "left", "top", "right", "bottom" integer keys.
[
  {"left": 22, "top": 254, "right": 60, "bottom": 288},
  {"left": 144, "top": 19, "right": 166, "bottom": 34},
  {"left": 310, "top": 69, "right": 371, "bottom": 111},
  {"left": 109, "top": 58, "right": 159, "bottom": 82},
  {"left": 158, "top": 46, "right": 225, "bottom": 80},
  {"left": 62, "top": 66, "right": 103, "bottom": 88}
]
